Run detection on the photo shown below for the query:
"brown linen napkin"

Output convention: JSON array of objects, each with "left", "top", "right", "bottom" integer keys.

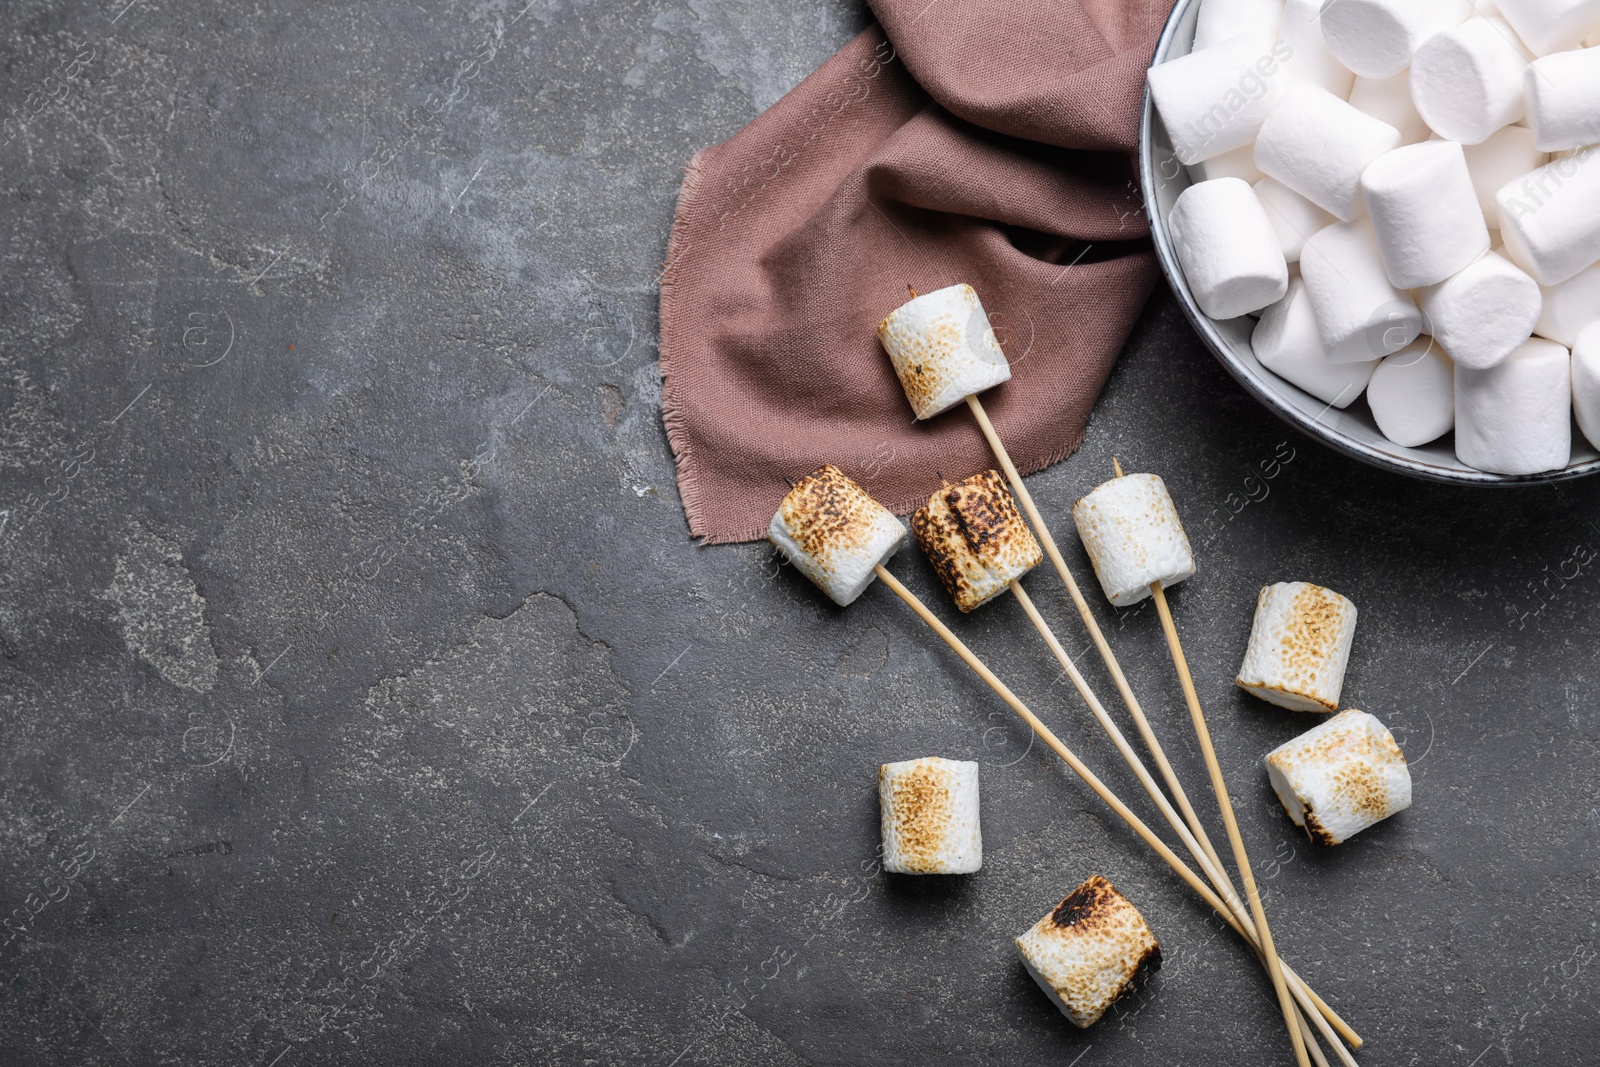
[{"left": 659, "top": 0, "right": 1173, "bottom": 544}]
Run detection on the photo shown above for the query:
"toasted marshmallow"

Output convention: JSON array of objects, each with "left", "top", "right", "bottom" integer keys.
[
  {"left": 1236, "top": 581, "right": 1358, "bottom": 712},
  {"left": 879, "top": 757, "right": 981, "bottom": 875},
  {"left": 877, "top": 283, "right": 1012, "bottom": 420},
  {"left": 1265, "top": 709, "right": 1413, "bottom": 845},
  {"left": 768, "top": 465, "right": 906, "bottom": 607},
  {"left": 1015, "top": 876, "right": 1162, "bottom": 1028},
  {"left": 911, "top": 470, "right": 1043, "bottom": 613},
  {"left": 1072, "top": 473, "right": 1197, "bottom": 607}
]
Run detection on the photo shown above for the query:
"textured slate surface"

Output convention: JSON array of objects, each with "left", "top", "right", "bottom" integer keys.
[{"left": 2, "top": 1, "right": 1598, "bottom": 1064}]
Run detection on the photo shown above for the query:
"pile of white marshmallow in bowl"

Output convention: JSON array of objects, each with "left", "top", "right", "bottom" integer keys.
[{"left": 1147, "top": 0, "right": 1600, "bottom": 477}]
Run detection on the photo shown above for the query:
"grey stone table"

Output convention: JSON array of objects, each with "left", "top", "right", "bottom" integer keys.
[{"left": 1, "top": 1, "right": 1597, "bottom": 1064}]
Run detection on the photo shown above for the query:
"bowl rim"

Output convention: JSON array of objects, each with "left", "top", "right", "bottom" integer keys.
[{"left": 1137, "top": 0, "right": 1600, "bottom": 487}]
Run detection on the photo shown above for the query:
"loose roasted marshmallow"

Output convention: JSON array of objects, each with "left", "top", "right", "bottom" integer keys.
[
  {"left": 1148, "top": 33, "right": 1292, "bottom": 164},
  {"left": 768, "top": 465, "right": 906, "bottom": 607},
  {"left": 1497, "top": 148, "right": 1600, "bottom": 286},
  {"left": 1252, "top": 279, "right": 1377, "bottom": 405},
  {"left": 1278, "top": 0, "right": 1356, "bottom": 96},
  {"left": 1348, "top": 72, "right": 1432, "bottom": 145},
  {"left": 877, "top": 284, "right": 1011, "bottom": 419},
  {"left": 1266, "top": 710, "right": 1412, "bottom": 845},
  {"left": 1455, "top": 336, "right": 1573, "bottom": 473},
  {"left": 879, "top": 757, "right": 982, "bottom": 875},
  {"left": 1170, "top": 178, "right": 1290, "bottom": 319},
  {"left": 1462, "top": 125, "right": 1549, "bottom": 227},
  {"left": 1361, "top": 141, "right": 1492, "bottom": 288},
  {"left": 1571, "top": 320, "right": 1600, "bottom": 447},
  {"left": 1072, "top": 473, "right": 1196, "bottom": 608},
  {"left": 1319, "top": 0, "right": 1474, "bottom": 78},
  {"left": 1496, "top": 0, "right": 1600, "bottom": 54},
  {"left": 1192, "top": 143, "right": 1268, "bottom": 185},
  {"left": 1417, "top": 250, "right": 1542, "bottom": 368},
  {"left": 1534, "top": 262, "right": 1600, "bottom": 344},
  {"left": 1015, "top": 877, "right": 1162, "bottom": 1028},
  {"left": 911, "top": 470, "right": 1043, "bottom": 613},
  {"left": 1236, "top": 581, "right": 1359, "bottom": 712},
  {"left": 1255, "top": 84, "right": 1403, "bottom": 219},
  {"left": 1367, "top": 341, "right": 1457, "bottom": 446},
  {"left": 1255, "top": 178, "right": 1337, "bottom": 261},
  {"left": 1409, "top": 17, "right": 1531, "bottom": 144},
  {"left": 1299, "top": 219, "right": 1424, "bottom": 362},
  {"left": 1195, "top": 0, "right": 1285, "bottom": 49},
  {"left": 1524, "top": 48, "right": 1600, "bottom": 152}
]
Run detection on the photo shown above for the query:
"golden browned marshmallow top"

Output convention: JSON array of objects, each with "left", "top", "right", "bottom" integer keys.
[
  {"left": 768, "top": 465, "right": 906, "bottom": 607},
  {"left": 911, "top": 469, "right": 1042, "bottom": 612}
]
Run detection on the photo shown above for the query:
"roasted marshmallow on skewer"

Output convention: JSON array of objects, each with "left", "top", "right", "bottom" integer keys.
[
  {"left": 911, "top": 470, "right": 1043, "bottom": 613},
  {"left": 876, "top": 283, "right": 1011, "bottom": 420},
  {"left": 1265, "top": 709, "right": 1413, "bottom": 846},
  {"left": 767, "top": 465, "right": 906, "bottom": 607},
  {"left": 1015, "top": 876, "right": 1162, "bottom": 1028},
  {"left": 1236, "top": 581, "right": 1359, "bottom": 712},
  {"left": 1455, "top": 336, "right": 1573, "bottom": 474},
  {"left": 1071, "top": 473, "right": 1196, "bottom": 608},
  {"left": 1169, "top": 178, "right": 1290, "bottom": 319},
  {"left": 879, "top": 757, "right": 982, "bottom": 874}
]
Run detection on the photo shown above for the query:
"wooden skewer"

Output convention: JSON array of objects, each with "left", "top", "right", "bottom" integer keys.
[
  {"left": 962, "top": 394, "right": 1233, "bottom": 899},
  {"left": 1008, "top": 581, "right": 1356, "bottom": 1067},
  {"left": 873, "top": 565, "right": 1337, "bottom": 1064},
  {"left": 1107, "top": 459, "right": 1307, "bottom": 1067}
]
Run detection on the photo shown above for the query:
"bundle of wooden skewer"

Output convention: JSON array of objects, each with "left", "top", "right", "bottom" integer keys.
[{"left": 762, "top": 283, "right": 1363, "bottom": 1066}]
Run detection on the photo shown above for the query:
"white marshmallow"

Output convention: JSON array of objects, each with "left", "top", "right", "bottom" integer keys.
[
  {"left": 1462, "top": 124, "right": 1548, "bottom": 227},
  {"left": 1265, "top": 709, "right": 1413, "bottom": 845},
  {"left": 910, "top": 470, "right": 1042, "bottom": 613},
  {"left": 1571, "top": 319, "right": 1600, "bottom": 447},
  {"left": 1348, "top": 72, "right": 1432, "bottom": 145},
  {"left": 768, "top": 465, "right": 906, "bottom": 607},
  {"left": 1361, "top": 141, "right": 1492, "bottom": 287},
  {"left": 1277, "top": 0, "right": 1357, "bottom": 96},
  {"left": 1319, "top": 0, "right": 1474, "bottom": 79},
  {"left": 1497, "top": 148, "right": 1600, "bottom": 285},
  {"left": 1455, "top": 336, "right": 1573, "bottom": 473},
  {"left": 1367, "top": 340, "right": 1458, "bottom": 445},
  {"left": 1236, "top": 581, "right": 1359, "bottom": 712},
  {"left": 877, "top": 283, "right": 1011, "bottom": 419},
  {"left": 1191, "top": 143, "right": 1268, "bottom": 185},
  {"left": 1169, "top": 178, "right": 1290, "bottom": 319},
  {"left": 1534, "top": 262, "right": 1600, "bottom": 344},
  {"left": 1524, "top": 49, "right": 1600, "bottom": 152},
  {"left": 1417, "top": 250, "right": 1541, "bottom": 367},
  {"left": 1254, "top": 178, "right": 1337, "bottom": 261},
  {"left": 1496, "top": 0, "right": 1600, "bottom": 53},
  {"left": 1255, "top": 84, "right": 1403, "bottom": 219},
  {"left": 1071, "top": 473, "right": 1196, "bottom": 608},
  {"left": 1195, "top": 0, "right": 1285, "bottom": 49},
  {"left": 1252, "top": 279, "right": 1377, "bottom": 405},
  {"left": 1015, "top": 877, "right": 1162, "bottom": 1029},
  {"left": 879, "top": 758, "right": 981, "bottom": 874},
  {"left": 1299, "top": 219, "right": 1424, "bottom": 362},
  {"left": 1148, "top": 33, "right": 1292, "bottom": 164},
  {"left": 1409, "top": 17, "right": 1531, "bottom": 144}
]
